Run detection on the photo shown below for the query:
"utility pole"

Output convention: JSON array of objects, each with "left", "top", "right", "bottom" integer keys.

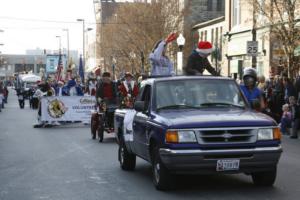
[{"left": 252, "top": 5, "right": 257, "bottom": 69}]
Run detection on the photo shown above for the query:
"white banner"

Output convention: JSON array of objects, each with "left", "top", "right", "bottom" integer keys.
[{"left": 41, "top": 96, "right": 96, "bottom": 122}]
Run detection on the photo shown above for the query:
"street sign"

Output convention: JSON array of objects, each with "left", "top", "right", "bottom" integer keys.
[{"left": 247, "top": 41, "right": 258, "bottom": 56}]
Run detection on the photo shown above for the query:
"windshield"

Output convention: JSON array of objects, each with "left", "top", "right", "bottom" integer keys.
[{"left": 155, "top": 79, "right": 247, "bottom": 110}]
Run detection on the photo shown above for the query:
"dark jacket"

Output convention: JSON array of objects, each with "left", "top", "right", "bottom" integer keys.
[
  {"left": 184, "top": 50, "right": 219, "bottom": 76},
  {"left": 290, "top": 104, "right": 300, "bottom": 120},
  {"left": 96, "top": 80, "right": 117, "bottom": 100}
]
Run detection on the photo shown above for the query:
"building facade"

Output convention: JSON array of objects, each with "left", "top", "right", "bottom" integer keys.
[
  {"left": 192, "top": 16, "right": 225, "bottom": 75},
  {"left": 192, "top": 0, "right": 287, "bottom": 79}
]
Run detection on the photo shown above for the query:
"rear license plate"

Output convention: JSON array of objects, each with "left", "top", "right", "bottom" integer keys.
[{"left": 216, "top": 159, "right": 240, "bottom": 171}]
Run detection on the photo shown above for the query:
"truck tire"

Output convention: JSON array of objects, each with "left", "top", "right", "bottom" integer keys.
[
  {"left": 251, "top": 168, "right": 277, "bottom": 186},
  {"left": 118, "top": 140, "right": 136, "bottom": 170},
  {"left": 151, "top": 146, "right": 174, "bottom": 190}
]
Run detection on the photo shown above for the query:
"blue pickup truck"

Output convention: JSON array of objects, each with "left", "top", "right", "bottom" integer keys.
[{"left": 114, "top": 76, "right": 282, "bottom": 190}]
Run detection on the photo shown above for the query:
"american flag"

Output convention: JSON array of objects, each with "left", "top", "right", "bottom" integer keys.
[
  {"left": 78, "top": 55, "right": 84, "bottom": 83},
  {"left": 55, "top": 52, "right": 63, "bottom": 82}
]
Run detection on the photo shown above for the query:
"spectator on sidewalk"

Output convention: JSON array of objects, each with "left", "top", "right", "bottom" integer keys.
[
  {"left": 280, "top": 104, "right": 292, "bottom": 135},
  {"left": 289, "top": 96, "right": 299, "bottom": 139},
  {"left": 283, "top": 77, "right": 296, "bottom": 103}
]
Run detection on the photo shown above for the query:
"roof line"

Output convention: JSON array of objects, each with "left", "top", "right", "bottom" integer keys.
[{"left": 192, "top": 16, "right": 225, "bottom": 30}]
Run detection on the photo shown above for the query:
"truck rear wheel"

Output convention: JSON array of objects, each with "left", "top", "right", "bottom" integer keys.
[
  {"left": 251, "top": 168, "right": 277, "bottom": 186},
  {"left": 118, "top": 140, "right": 136, "bottom": 170},
  {"left": 151, "top": 146, "right": 173, "bottom": 190}
]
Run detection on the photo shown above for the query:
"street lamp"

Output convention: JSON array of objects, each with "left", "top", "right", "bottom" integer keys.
[
  {"left": 56, "top": 36, "right": 62, "bottom": 51},
  {"left": 140, "top": 51, "right": 144, "bottom": 74},
  {"left": 77, "top": 19, "right": 85, "bottom": 70},
  {"left": 112, "top": 57, "right": 116, "bottom": 80},
  {"left": 62, "top": 28, "right": 70, "bottom": 64},
  {"left": 85, "top": 28, "right": 93, "bottom": 71},
  {"left": 176, "top": 33, "right": 185, "bottom": 75},
  {"left": 129, "top": 52, "right": 136, "bottom": 74}
]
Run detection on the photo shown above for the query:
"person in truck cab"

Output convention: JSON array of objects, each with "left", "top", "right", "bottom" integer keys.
[
  {"left": 184, "top": 41, "right": 219, "bottom": 76},
  {"left": 240, "top": 67, "right": 265, "bottom": 110}
]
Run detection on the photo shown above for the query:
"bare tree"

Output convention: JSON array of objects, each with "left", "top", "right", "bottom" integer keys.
[
  {"left": 251, "top": 0, "right": 300, "bottom": 78},
  {"left": 99, "top": 0, "right": 184, "bottom": 77}
]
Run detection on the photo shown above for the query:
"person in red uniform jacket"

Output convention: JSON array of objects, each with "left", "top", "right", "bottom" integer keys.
[
  {"left": 96, "top": 72, "right": 117, "bottom": 103},
  {"left": 119, "top": 72, "right": 139, "bottom": 108},
  {"left": 91, "top": 72, "right": 117, "bottom": 140}
]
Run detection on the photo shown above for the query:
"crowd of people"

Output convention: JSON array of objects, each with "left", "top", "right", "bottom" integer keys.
[{"left": 255, "top": 74, "right": 300, "bottom": 139}]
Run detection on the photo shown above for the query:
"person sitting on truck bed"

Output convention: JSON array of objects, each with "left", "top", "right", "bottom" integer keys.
[
  {"left": 149, "top": 33, "right": 177, "bottom": 76},
  {"left": 184, "top": 41, "right": 219, "bottom": 76}
]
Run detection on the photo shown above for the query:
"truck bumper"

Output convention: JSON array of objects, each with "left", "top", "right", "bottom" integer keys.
[{"left": 159, "top": 146, "right": 282, "bottom": 174}]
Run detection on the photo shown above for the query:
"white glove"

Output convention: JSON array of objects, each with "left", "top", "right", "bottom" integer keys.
[{"left": 127, "top": 94, "right": 131, "bottom": 98}]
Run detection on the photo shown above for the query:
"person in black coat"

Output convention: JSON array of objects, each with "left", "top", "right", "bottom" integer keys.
[
  {"left": 283, "top": 77, "right": 296, "bottom": 103},
  {"left": 184, "top": 41, "right": 219, "bottom": 76},
  {"left": 289, "top": 96, "right": 300, "bottom": 139}
]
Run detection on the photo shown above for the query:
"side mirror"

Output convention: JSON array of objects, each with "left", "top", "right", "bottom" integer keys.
[{"left": 134, "top": 101, "right": 145, "bottom": 112}]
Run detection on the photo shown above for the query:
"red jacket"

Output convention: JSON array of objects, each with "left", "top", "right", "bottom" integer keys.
[{"left": 119, "top": 81, "right": 139, "bottom": 98}]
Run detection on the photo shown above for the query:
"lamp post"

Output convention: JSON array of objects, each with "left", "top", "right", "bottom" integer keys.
[
  {"left": 130, "top": 52, "right": 136, "bottom": 74},
  {"left": 112, "top": 57, "right": 116, "bottom": 80},
  {"left": 140, "top": 51, "right": 144, "bottom": 74},
  {"left": 77, "top": 19, "right": 85, "bottom": 70},
  {"left": 85, "top": 28, "right": 93, "bottom": 69},
  {"left": 62, "top": 28, "right": 70, "bottom": 64},
  {"left": 55, "top": 36, "right": 62, "bottom": 51},
  {"left": 176, "top": 33, "right": 185, "bottom": 75}
]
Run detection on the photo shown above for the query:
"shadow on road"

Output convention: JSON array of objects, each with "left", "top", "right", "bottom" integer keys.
[{"left": 125, "top": 163, "right": 279, "bottom": 196}]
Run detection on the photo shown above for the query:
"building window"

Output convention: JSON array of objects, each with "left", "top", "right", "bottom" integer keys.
[
  {"left": 233, "top": 0, "right": 241, "bottom": 26},
  {"left": 217, "top": 0, "right": 224, "bottom": 11},
  {"left": 207, "top": 0, "right": 213, "bottom": 11}
]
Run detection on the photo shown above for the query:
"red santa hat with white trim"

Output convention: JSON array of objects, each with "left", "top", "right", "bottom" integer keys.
[{"left": 196, "top": 41, "right": 213, "bottom": 54}]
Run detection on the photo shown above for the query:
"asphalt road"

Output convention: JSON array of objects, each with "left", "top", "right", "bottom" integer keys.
[{"left": 1, "top": 89, "right": 300, "bottom": 200}]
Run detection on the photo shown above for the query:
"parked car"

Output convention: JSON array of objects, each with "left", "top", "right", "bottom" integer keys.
[{"left": 114, "top": 76, "right": 282, "bottom": 190}]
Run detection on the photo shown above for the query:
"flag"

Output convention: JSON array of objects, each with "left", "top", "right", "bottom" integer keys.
[
  {"left": 55, "top": 52, "right": 63, "bottom": 82},
  {"left": 78, "top": 55, "right": 84, "bottom": 83},
  {"left": 65, "top": 57, "right": 74, "bottom": 81}
]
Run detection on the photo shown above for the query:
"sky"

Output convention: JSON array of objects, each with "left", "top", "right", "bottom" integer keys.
[{"left": 0, "top": 0, "right": 96, "bottom": 55}]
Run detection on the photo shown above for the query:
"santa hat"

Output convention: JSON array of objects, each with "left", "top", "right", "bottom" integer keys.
[{"left": 196, "top": 41, "right": 213, "bottom": 54}]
